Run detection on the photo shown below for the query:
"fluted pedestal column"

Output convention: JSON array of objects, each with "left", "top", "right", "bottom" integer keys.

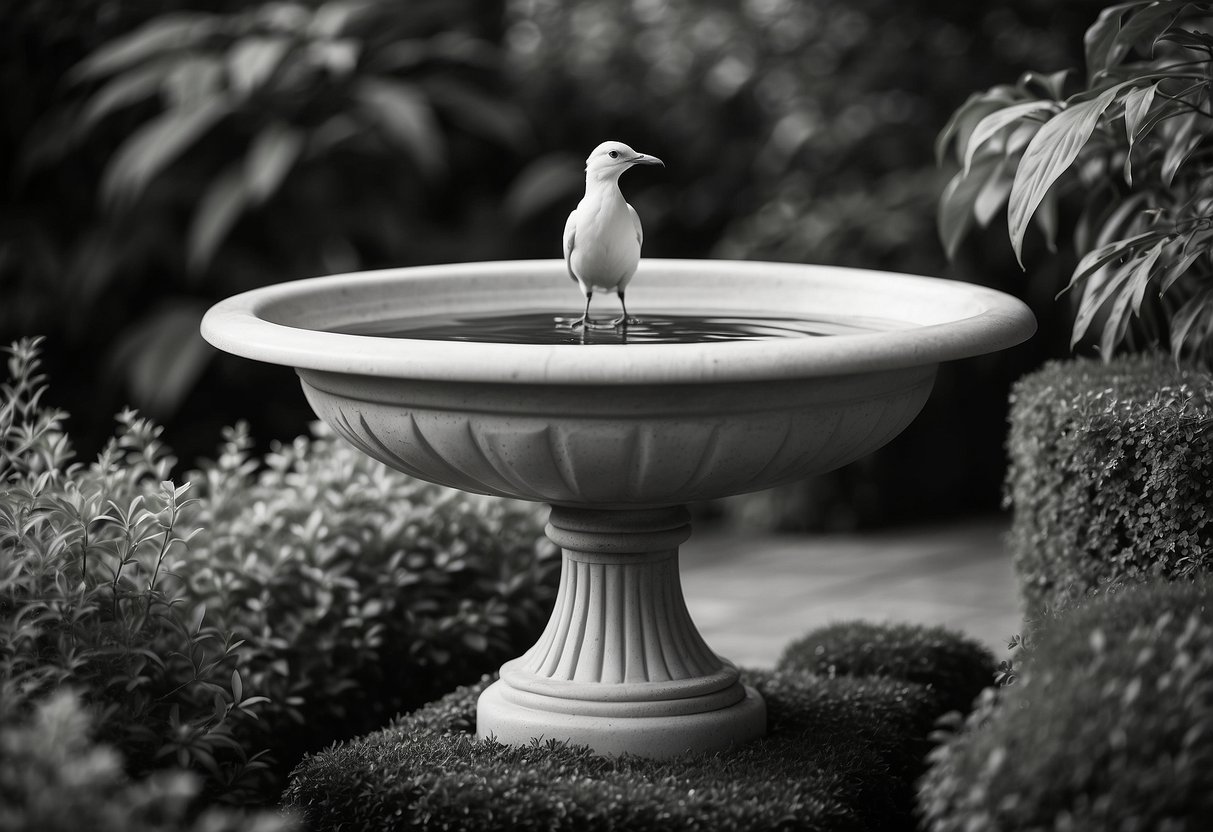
[{"left": 476, "top": 505, "right": 766, "bottom": 758}]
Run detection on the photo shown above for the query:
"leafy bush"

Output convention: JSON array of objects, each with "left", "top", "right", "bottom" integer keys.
[
  {"left": 0, "top": 336, "right": 559, "bottom": 801},
  {"left": 0, "top": 690, "right": 292, "bottom": 832},
  {"left": 777, "top": 621, "right": 995, "bottom": 715},
  {"left": 0, "top": 337, "right": 271, "bottom": 801},
  {"left": 284, "top": 669, "right": 944, "bottom": 832},
  {"left": 180, "top": 420, "right": 559, "bottom": 786},
  {"left": 939, "top": 0, "right": 1213, "bottom": 360},
  {"left": 918, "top": 577, "right": 1213, "bottom": 831},
  {"left": 1005, "top": 354, "right": 1213, "bottom": 614}
]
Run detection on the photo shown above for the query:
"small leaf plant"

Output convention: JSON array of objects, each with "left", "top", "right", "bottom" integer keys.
[{"left": 939, "top": 1, "right": 1213, "bottom": 362}]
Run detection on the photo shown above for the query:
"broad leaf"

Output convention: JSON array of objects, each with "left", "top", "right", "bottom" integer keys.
[
  {"left": 963, "top": 100, "right": 1058, "bottom": 175},
  {"left": 188, "top": 166, "right": 247, "bottom": 272},
  {"left": 1035, "top": 189, "right": 1060, "bottom": 253},
  {"left": 1008, "top": 83, "right": 1128, "bottom": 265},
  {"left": 1170, "top": 285, "right": 1213, "bottom": 355},
  {"left": 974, "top": 161, "right": 1013, "bottom": 228},
  {"left": 1073, "top": 258, "right": 1136, "bottom": 346},
  {"left": 80, "top": 64, "right": 167, "bottom": 129},
  {"left": 356, "top": 78, "right": 445, "bottom": 175},
  {"left": 1121, "top": 82, "right": 1158, "bottom": 184},
  {"left": 1114, "top": 1, "right": 1191, "bottom": 58},
  {"left": 1067, "top": 228, "right": 1161, "bottom": 293},
  {"left": 1019, "top": 69, "right": 1072, "bottom": 100},
  {"left": 72, "top": 14, "right": 218, "bottom": 82},
  {"left": 244, "top": 123, "right": 304, "bottom": 203},
  {"left": 1160, "top": 111, "right": 1202, "bottom": 187},
  {"left": 109, "top": 306, "right": 212, "bottom": 417},
  {"left": 935, "top": 86, "right": 1018, "bottom": 165},
  {"left": 1083, "top": 2, "right": 1144, "bottom": 79},
  {"left": 227, "top": 37, "right": 290, "bottom": 96},
  {"left": 1128, "top": 238, "right": 1166, "bottom": 312},
  {"left": 938, "top": 157, "right": 999, "bottom": 259},
  {"left": 101, "top": 98, "right": 230, "bottom": 207}
]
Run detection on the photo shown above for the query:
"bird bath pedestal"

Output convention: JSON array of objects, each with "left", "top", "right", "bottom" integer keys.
[{"left": 201, "top": 259, "right": 1034, "bottom": 758}]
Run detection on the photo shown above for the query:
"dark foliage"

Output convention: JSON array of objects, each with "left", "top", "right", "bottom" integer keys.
[
  {"left": 284, "top": 669, "right": 947, "bottom": 832},
  {"left": 919, "top": 577, "right": 1213, "bottom": 831},
  {"left": 1005, "top": 354, "right": 1213, "bottom": 614},
  {"left": 777, "top": 620, "right": 995, "bottom": 715}
]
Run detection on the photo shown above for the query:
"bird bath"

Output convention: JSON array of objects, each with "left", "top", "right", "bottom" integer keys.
[{"left": 201, "top": 258, "right": 1034, "bottom": 758}]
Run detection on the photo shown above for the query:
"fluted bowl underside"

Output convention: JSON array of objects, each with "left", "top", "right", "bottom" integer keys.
[{"left": 202, "top": 260, "right": 1035, "bottom": 505}]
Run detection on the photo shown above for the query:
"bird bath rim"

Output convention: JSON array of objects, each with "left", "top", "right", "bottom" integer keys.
[{"left": 199, "top": 258, "right": 1035, "bottom": 385}]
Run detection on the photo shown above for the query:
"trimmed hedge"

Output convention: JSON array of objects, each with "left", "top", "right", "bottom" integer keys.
[
  {"left": 918, "top": 577, "right": 1213, "bottom": 831},
  {"left": 777, "top": 621, "right": 995, "bottom": 715},
  {"left": 284, "top": 668, "right": 952, "bottom": 832},
  {"left": 1005, "top": 356, "right": 1213, "bottom": 614}
]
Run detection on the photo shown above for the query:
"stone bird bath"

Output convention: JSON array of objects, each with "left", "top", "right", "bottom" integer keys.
[{"left": 201, "top": 258, "right": 1034, "bottom": 758}]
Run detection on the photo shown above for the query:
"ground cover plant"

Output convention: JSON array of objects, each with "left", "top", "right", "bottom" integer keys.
[
  {"left": 285, "top": 620, "right": 991, "bottom": 831},
  {"left": 918, "top": 576, "right": 1213, "bottom": 831},
  {"left": 0, "top": 336, "right": 558, "bottom": 807},
  {"left": 1005, "top": 354, "right": 1213, "bottom": 614}
]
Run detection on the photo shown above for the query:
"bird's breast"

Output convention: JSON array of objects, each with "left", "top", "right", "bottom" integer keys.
[{"left": 571, "top": 198, "right": 640, "bottom": 290}]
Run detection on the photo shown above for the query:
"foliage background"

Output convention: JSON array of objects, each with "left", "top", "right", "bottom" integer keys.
[{"left": 1, "top": 0, "right": 1104, "bottom": 528}]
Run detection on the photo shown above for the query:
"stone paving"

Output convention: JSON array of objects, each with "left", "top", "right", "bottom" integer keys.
[{"left": 681, "top": 516, "right": 1022, "bottom": 668}]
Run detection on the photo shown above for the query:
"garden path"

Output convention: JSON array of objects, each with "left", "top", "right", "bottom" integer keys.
[{"left": 681, "top": 516, "right": 1019, "bottom": 668}]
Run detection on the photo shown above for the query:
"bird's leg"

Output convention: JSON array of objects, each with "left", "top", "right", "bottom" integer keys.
[
  {"left": 613, "top": 291, "right": 639, "bottom": 328},
  {"left": 571, "top": 291, "right": 593, "bottom": 329}
]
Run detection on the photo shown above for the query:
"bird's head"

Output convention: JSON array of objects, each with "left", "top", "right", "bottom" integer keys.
[{"left": 585, "top": 141, "right": 664, "bottom": 181}]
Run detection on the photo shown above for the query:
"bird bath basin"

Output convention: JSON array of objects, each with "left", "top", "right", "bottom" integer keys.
[{"left": 201, "top": 258, "right": 1034, "bottom": 758}]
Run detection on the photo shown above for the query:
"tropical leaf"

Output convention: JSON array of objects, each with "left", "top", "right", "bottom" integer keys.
[
  {"left": 101, "top": 98, "right": 230, "bottom": 208},
  {"left": 1114, "top": 1, "right": 1191, "bottom": 58},
  {"left": 355, "top": 78, "right": 445, "bottom": 175},
  {"left": 1067, "top": 228, "right": 1162, "bottom": 293},
  {"left": 963, "top": 100, "right": 1058, "bottom": 175},
  {"left": 188, "top": 167, "right": 247, "bottom": 272},
  {"left": 1008, "top": 83, "right": 1128, "bottom": 265},
  {"left": 72, "top": 14, "right": 219, "bottom": 82},
  {"left": 1083, "top": 2, "right": 1145, "bottom": 79},
  {"left": 938, "top": 157, "right": 999, "bottom": 259},
  {"left": 79, "top": 65, "right": 168, "bottom": 129},
  {"left": 108, "top": 304, "right": 213, "bottom": 418},
  {"left": 244, "top": 123, "right": 304, "bottom": 203},
  {"left": 1160, "top": 111, "right": 1202, "bottom": 187},
  {"left": 1122, "top": 82, "right": 1158, "bottom": 185},
  {"left": 1169, "top": 284, "right": 1213, "bottom": 355},
  {"left": 973, "top": 161, "right": 1013, "bottom": 228},
  {"left": 935, "top": 86, "right": 1018, "bottom": 165},
  {"left": 227, "top": 37, "right": 291, "bottom": 96}
]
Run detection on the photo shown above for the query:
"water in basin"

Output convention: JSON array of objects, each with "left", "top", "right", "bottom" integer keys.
[{"left": 328, "top": 311, "right": 905, "bottom": 345}]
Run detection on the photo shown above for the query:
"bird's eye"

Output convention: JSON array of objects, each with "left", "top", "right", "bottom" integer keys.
[{"left": 608, "top": 150, "right": 619, "bottom": 159}]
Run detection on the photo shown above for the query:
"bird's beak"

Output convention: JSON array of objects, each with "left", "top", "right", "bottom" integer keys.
[{"left": 632, "top": 153, "right": 664, "bottom": 167}]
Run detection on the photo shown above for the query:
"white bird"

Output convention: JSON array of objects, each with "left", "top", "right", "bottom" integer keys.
[{"left": 563, "top": 140, "right": 664, "bottom": 329}]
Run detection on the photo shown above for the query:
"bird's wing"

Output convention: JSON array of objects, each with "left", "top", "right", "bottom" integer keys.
[
  {"left": 563, "top": 210, "right": 578, "bottom": 283},
  {"left": 628, "top": 203, "right": 643, "bottom": 246}
]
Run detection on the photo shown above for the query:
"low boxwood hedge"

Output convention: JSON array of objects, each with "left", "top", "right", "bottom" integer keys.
[
  {"left": 918, "top": 577, "right": 1213, "bottom": 831},
  {"left": 1005, "top": 355, "right": 1213, "bottom": 614},
  {"left": 284, "top": 668, "right": 951, "bottom": 832},
  {"left": 777, "top": 620, "right": 995, "bottom": 715}
]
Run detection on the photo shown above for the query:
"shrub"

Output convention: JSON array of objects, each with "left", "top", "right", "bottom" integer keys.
[
  {"left": 0, "top": 337, "right": 271, "bottom": 801},
  {"left": 918, "top": 577, "right": 1213, "bottom": 831},
  {"left": 777, "top": 621, "right": 995, "bottom": 715},
  {"left": 0, "top": 689, "right": 292, "bottom": 832},
  {"left": 0, "top": 336, "right": 559, "bottom": 802},
  {"left": 1005, "top": 355, "right": 1213, "bottom": 614},
  {"left": 180, "top": 420, "right": 559, "bottom": 786},
  {"left": 284, "top": 669, "right": 944, "bottom": 832}
]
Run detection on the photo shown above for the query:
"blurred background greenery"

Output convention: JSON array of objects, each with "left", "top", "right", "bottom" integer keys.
[{"left": 1, "top": 0, "right": 1102, "bottom": 530}]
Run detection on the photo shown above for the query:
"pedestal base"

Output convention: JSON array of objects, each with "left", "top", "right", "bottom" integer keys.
[
  {"left": 477, "top": 679, "right": 766, "bottom": 758},
  {"left": 476, "top": 505, "right": 767, "bottom": 757}
]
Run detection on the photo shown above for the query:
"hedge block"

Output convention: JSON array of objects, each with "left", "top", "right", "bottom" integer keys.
[
  {"left": 778, "top": 620, "right": 995, "bottom": 715},
  {"left": 1005, "top": 355, "right": 1213, "bottom": 614},
  {"left": 918, "top": 577, "right": 1213, "bottom": 831},
  {"left": 284, "top": 668, "right": 951, "bottom": 832}
]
